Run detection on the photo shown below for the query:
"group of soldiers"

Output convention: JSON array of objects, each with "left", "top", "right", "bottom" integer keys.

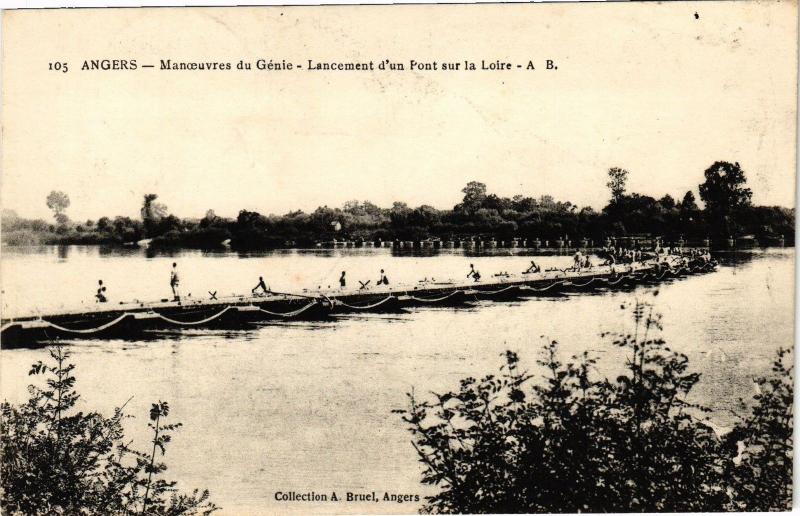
[{"left": 94, "top": 247, "right": 711, "bottom": 303}]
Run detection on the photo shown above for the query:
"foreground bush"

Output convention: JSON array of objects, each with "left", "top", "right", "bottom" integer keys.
[
  {"left": 397, "top": 301, "right": 793, "bottom": 513},
  {"left": 1, "top": 347, "right": 218, "bottom": 515},
  {"left": 725, "top": 347, "right": 793, "bottom": 511}
]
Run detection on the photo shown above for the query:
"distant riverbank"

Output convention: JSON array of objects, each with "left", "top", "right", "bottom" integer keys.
[
  {"left": 5, "top": 170, "right": 794, "bottom": 251},
  {"left": 1, "top": 230, "right": 791, "bottom": 253}
]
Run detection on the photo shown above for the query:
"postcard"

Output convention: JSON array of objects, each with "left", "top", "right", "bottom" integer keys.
[{"left": 1, "top": 2, "right": 796, "bottom": 514}]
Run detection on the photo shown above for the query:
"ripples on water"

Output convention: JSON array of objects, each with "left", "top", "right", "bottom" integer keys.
[{"left": 0, "top": 246, "right": 794, "bottom": 514}]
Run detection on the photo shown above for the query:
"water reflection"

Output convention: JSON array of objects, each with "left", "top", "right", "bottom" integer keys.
[
  {"left": 56, "top": 245, "right": 70, "bottom": 261},
  {"left": 715, "top": 249, "right": 794, "bottom": 266},
  {"left": 5, "top": 243, "right": 791, "bottom": 260},
  {"left": 97, "top": 245, "right": 147, "bottom": 258}
]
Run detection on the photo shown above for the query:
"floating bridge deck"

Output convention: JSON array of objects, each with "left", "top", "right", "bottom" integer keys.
[{"left": 0, "top": 257, "right": 716, "bottom": 347}]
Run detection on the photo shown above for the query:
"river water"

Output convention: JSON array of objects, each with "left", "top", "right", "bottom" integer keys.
[{"left": 0, "top": 246, "right": 794, "bottom": 514}]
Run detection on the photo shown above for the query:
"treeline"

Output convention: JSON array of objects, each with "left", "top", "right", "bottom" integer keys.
[
  {"left": 396, "top": 300, "right": 793, "bottom": 513},
  {"left": 2, "top": 161, "right": 794, "bottom": 249}
]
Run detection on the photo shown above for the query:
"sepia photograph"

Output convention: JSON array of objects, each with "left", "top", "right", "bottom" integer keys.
[{"left": 0, "top": 1, "right": 796, "bottom": 514}]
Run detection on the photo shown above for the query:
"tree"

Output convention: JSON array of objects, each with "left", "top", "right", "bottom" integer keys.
[
  {"left": 199, "top": 209, "right": 219, "bottom": 228},
  {"left": 681, "top": 191, "right": 699, "bottom": 212},
  {"left": 698, "top": 161, "right": 753, "bottom": 236},
  {"left": 459, "top": 181, "right": 488, "bottom": 213},
  {"left": 96, "top": 216, "right": 111, "bottom": 232},
  {"left": 389, "top": 202, "right": 412, "bottom": 229},
  {"left": 408, "top": 205, "right": 442, "bottom": 228},
  {"left": 141, "top": 194, "right": 169, "bottom": 237},
  {"left": 511, "top": 195, "right": 538, "bottom": 213},
  {"left": 676, "top": 191, "right": 703, "bottom": 237},
  {"left": 538, "top": 195, "right": 557, "bottom": 211},
  {"left": 46, "top": 191, "right": 70, "bottom": 226},
  {"left": 606, "top": 168, "right": 629, "bottom": 204},
  {"left": 110, "top": 216, "right": 145, "bottom": 243},
  {"left": 658, "top": 194, "right": 676, "bottom": 210},
  {"left": 483, "top": 194, "right": 512, "bottom": 212}
]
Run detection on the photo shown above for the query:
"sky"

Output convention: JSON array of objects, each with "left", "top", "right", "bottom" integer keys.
[{"left": 1, "top": 2, "right": 797, "bottom": 222}]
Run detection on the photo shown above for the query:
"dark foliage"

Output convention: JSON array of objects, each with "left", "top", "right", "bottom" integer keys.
[
  {"left": 1, "top": 347, "right": 219, "bottom": 515},
  {"left": 396, "top": 302, "right": 793, "bottom": 513},
  {"left": 2, "top": 160, "right": 793, "bottom": 248},
  {"left": 699, "top": 161, "right": 754, "bottom": 237},
  {"left": 606, "top": 167, "right": 629, "bottom": 203},
  {"left": 725, "top": 348, "right": 793, "bottom": 511},
  {"left": 46, "top": 191, "right": 71, "bottom": 228}
]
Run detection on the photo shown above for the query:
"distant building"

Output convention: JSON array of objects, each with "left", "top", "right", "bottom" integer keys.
[{"left": 331, "top": 221, "right": 342, "bottom": 232}]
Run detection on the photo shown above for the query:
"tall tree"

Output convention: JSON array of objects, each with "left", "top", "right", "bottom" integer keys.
[
  {"left": 679, "top": 191, "right": 702, "bottom": 235},
  {"left": 606, "top": 167, "right": 629, "bottom": 203},
  {"left": 45, "top": 190, "right": 70, "bottom": 226},
  {"left": 140, "top": 194, "right": 168, "bottom": 236},
  {"left": 681, "top": 191, "right": 699, "bottom": 212},
  {"left": 698, "top": 161, "right": 752, "bottom": 236},
  {"left": 460, "top": 181, "right": 488, "bottom": 213}
]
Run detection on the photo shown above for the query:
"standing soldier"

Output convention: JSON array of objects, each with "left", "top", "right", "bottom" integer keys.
[{"left": 170, "top": 262, "right": 180, "bottom": 301}]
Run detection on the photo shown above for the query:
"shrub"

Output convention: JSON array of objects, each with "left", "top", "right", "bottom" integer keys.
[
  {"left": 396, "top": 301, "right": 792, "bottom": 513},
  {"left": 726, "top": 348, "right": 793, "bottom": 511},
  {"left": 1, "top": 346, "right": 218, "bottom": 515}
]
